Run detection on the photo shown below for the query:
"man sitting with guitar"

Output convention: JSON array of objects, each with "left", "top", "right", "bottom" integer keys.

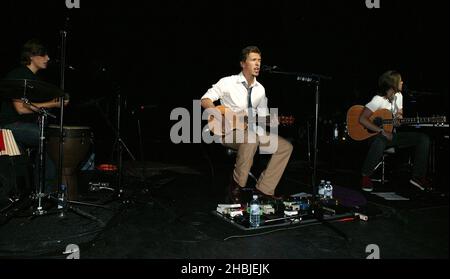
[
  {"left": 201, "top": 46, "right": 293, "bottom": 203},
  {"left": 358, "top": 70, "right": 432, "bottom": 192}
]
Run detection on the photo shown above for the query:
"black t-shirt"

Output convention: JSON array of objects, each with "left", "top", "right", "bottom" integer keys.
[
  {"left": 0, "top": 66, "right": 40, "bottom": 125},
  {"left": 5, "top": 65, "right": 38, "bottom": 80}
]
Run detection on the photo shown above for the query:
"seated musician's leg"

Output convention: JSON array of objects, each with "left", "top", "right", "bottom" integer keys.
[
  {"left": 223, "top": 130, "right": 259, "bottom": 188},
  {"left": 361, "top": 134, "right": 389, "bottom": 191},
  {"left": 255, "top": 134, "right": 293, "bottom": 197},
  {"left": 2, "top": 122, "right": 40, "bottom": 148},
  {"left": 4, "top": 122, "right": 56, "bottom": 193},
  {"left": 362, "top": 134, "right": 389, "bottom": 176},
  {"left": 222, "top": 130, "right": 259, "bottom": 203},
  {"left": 395, "top": 132, "right": 432, "bottom": 190}
]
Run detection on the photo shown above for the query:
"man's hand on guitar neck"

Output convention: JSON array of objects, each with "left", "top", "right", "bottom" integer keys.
[{"left": 393, "top": 112, "right": 403, "bottom": 128}]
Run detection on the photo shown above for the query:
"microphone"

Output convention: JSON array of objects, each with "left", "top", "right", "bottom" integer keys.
[
  {"left": 407, "top": 90, "right": 437, "bottom": 96},
  {"left": 261, "top": 65, "right": 279, "bottom": 72},
  {"left": 403, "top": 85, "right": 438, "bottom": 96},
  {"left": 262, "top": 65, "right": 323, "bottom": 83},
  {"left": 297, "top": 76, "right": 314, "bottom": 83},
  {"left": 51, "top": 59, "right": 76, "bottom": 70}
]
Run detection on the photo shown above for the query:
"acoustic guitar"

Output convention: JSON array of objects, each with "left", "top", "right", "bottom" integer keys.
[
  {"left": 207, "top": 105, "right": 295, "bottom": 136},
  {"left": 346, "top": 105, "right": 447, "bottom": 141}
]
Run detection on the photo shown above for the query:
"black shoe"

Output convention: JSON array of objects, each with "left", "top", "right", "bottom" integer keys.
[
  {"left": 228, "top": 176, "right": 243, "bottom": 204},
  {"left": 254, "top": 188, "right": 283, "bottom": 201}
]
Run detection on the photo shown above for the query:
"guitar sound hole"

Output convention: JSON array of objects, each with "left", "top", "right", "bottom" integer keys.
[{"left": 372, "top": 117, "right": 383, "bottom": 127}]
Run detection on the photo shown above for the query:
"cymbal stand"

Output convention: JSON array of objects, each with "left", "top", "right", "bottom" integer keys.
[{"left": 21, "top": 98, "right": 56, "bottom": 215}]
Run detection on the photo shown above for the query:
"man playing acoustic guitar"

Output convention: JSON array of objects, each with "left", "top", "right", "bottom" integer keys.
[
  {"left": 201, "top": 46, "right": 293, "bottom": 203},
  {"left": 359, "top": 70, "right": 432, "bottom": 192}
]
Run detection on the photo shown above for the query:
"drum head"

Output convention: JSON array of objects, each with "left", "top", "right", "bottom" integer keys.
[{"left": 47, "top": 125, "right": 92, "bottom": 138}]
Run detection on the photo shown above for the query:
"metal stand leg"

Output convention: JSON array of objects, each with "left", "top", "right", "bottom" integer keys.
[
  {"left": 34, "top": 114, "right": 47, "bottom": 216},
  {"left": 371, "top": 155, "right": 388, "bottom": 184}
]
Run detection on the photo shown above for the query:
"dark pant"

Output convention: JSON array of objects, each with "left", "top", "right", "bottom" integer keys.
[
  {"left": 361, "top": 131, "right": 430, "bottom": 178},
  {"left": 2, "top": 122, "right": 56, "bottom": 193}
]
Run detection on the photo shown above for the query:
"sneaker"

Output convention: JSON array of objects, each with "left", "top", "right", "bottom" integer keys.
[
  {"left": 361, "top": 176, "right": 374, "bottom": 192},
  {"left": 409, "top": 177, "right": 433, "bottom": 191}
]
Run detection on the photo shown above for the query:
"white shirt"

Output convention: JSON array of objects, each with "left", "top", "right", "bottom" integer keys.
[
  {"left": 365, "top": 92, "right": 403, "bottom": 115},
  {"left": 201, "top": 72, "right": 269, "bottom": 117}
]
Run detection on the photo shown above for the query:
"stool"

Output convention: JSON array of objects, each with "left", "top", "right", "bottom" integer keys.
[{"left": 371, "top": 147, "right": 396, "bottom": 185}]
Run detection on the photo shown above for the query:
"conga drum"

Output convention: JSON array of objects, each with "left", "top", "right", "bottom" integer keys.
[{"left": 47, "top": 125, "right": 93, "bottom": 200}]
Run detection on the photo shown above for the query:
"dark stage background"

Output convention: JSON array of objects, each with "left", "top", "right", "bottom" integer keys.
[{"left": 0, "top": 0, "right": 448, "bottom": 167}]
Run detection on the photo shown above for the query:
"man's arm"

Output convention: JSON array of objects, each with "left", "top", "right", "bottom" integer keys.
[
  {"left": 359, "top": 107, "right": 392, "bottom": 140},
  {"left": 359, "top": 108, "right": 379, "bottom": 132},
  {"left": 12, "top": 98, "right": 68, "bottom": 114},
  {"left": 201, "top": 98, "right": 216, "bottom": 110},
  {"left": 201, "top": 98, "right": 222, "bottom": 120}
]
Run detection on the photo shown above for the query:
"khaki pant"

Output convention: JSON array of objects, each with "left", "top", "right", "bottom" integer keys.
[{"left": 222, "top": 129, "right": 293, "bottom": 195}]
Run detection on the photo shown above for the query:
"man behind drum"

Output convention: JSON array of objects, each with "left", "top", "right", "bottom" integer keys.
[{"left": 0, "top": 39, "right": 68, "bottom": 193}]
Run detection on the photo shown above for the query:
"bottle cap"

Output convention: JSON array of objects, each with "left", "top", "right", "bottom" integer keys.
[{"left": 253, "top": 195, "right": 258, "bottom": 200}]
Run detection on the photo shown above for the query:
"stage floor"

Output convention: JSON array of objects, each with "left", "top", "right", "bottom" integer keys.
[{"left": 0, "top": 160, "right": 448, "bottom": 259}]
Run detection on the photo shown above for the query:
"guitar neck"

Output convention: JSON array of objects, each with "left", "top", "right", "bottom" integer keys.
[
  {"left": 244, "top": 115, "right": 275, "bottom": 122},
  {"left": 383, "top": 116, "right": 445, "bottom": 125}
]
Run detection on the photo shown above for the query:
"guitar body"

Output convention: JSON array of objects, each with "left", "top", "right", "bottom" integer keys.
[
  {"left": 347, "top": 105, "right": 393, "bottom": 141},
  {"left": 207, "top": 105, "right": 247, "bottom": 136},
  {"left": 207, "top": 105, "right": 296, "bottom": 136}
]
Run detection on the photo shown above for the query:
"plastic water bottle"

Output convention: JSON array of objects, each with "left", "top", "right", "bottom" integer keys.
[
  {"left": 333, "top": 123, "right": 339, "bottom": 141},
  {"left": 318, "top": 180, "right": 326, "bottom": 197},
  {"left": 324, "top": 181, "right": 333, "bottom": 199},
  {"left": 249, "top": 195, "right": 261, "bottom": 228},
  {"left": 81, "top": 153, "right": 95, "bottom": 171},
  {"left": 58, "top": 184, "right": 67, "bottom": 218}
]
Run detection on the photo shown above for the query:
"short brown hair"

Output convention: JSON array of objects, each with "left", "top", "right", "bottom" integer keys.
[
  {"left": 378, "top": 70, "right": 402, "bottom": 94},
  {"left": 240, "top": 46, "right": 261, "bottom": 62},
  {"left": 20, "top": 39, "right": 48, "bottom": 65}
]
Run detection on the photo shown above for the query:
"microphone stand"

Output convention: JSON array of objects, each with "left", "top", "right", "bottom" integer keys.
[
  {"left": 113, "top": 91, "right": 137, "bottom": 199},
  {"left": 263, "top": 68, "right": 348, "bottom": 241},
  {"left": 92, "top": 90, "right": 137, "bottom": 203},
  {"left": 263, "top": 67, "right": 331, "bottom": 193},
  {"left": 53, "top": 19, "right": 109, "bottom": 224},
  {"left": 57, "top": 29, "right": 66, "bottom": 203}
]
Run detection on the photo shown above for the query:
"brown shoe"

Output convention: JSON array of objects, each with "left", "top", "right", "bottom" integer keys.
[{"left": 254, "top": 188, "right": 283, "bottom": 201}]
